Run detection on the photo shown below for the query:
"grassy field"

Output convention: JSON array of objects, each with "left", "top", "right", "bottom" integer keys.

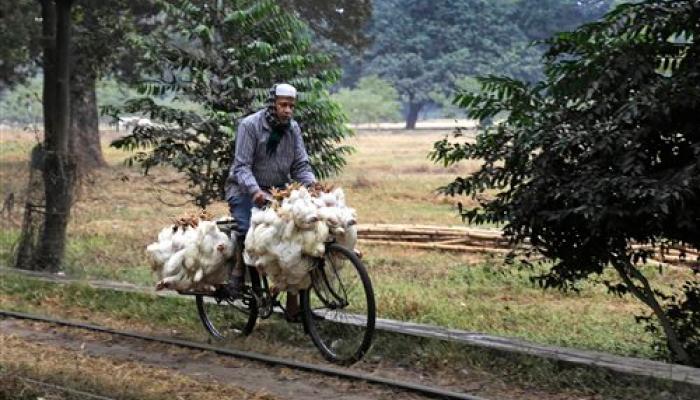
[{"left": 0, "top": 128, "right": 692, "bottom": 362}]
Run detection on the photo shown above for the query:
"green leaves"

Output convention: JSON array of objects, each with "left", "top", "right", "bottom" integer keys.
[
  {"left": 110, "top": 0, "right": 352, "bottom": 207},
  {"left": 331, "top": 75, "right": 402, "bottom": 124},
  {"left": 433, "top": 0, "right": 700, "bottom": 363},
  {"left": 356, "top": 0, "right": 609, "bottom": 126}
]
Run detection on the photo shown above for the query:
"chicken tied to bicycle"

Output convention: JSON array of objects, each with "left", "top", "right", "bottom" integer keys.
[{"left": 146, "top": 182, "right": 358, "bottom": 294}]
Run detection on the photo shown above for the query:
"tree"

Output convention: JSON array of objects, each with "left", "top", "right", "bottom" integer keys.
[
  {"left": 0, "top": 1, "right": 42, "bottom": 91},
  {"left": 281, "top": 0, "right": 372, "bottom": 52},
  {"left": 109, "top": 0, "right": 353, "bottom": 208},
  {"left": 0, "top": 0, "right": 150, "bottom": 170},
  {"left": 358, "top": 0, "right": 615, "bottom": 129},
  {"left": 36, "top": 0, "right": 78, "bottom": 272},
  {"left": 363, "top": 0, "right": 544, "bottom": 129},
  {"left": 66, "top": 1, "right": 141, "bottom": 169},
  {"left": 431, "top": 0, "right": 700, "bottom": 365},
  {"left": 331, "top": 75, "right": 401, "bottom": 124},
  {"left": 511, "top": 0, "right": 612, "bottom": 41},
  {"left": 0, "top": 76, "right": 43, "bottom": 125}
]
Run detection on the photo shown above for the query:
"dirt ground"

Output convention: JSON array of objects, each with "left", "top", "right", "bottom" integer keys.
[
  {"left": 0, "top": 318, "right": 626, "bottom": 400},
  {"left": 0, "top": 319, "right": 440, "bottom": 400}
]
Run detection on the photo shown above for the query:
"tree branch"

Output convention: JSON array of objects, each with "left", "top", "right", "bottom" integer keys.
[{"left": 612, "top": 257, "right": 690, "bottom": 363}]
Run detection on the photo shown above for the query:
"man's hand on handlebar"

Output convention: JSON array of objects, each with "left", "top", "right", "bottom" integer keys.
[{"left": 252, "top": 190, "right": 271, "bottom": 207}]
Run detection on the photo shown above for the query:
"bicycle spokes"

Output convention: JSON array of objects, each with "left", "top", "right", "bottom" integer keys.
[{"left": 303, "top": 243, "right": 375, "bottom": 364}]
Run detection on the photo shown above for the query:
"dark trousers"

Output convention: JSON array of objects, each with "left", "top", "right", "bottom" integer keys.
[{"left": 228, "top": 194, "right": 254, "bottom": 236}]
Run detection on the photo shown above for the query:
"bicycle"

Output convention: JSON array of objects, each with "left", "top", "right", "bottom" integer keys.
[{"left": 178, "top": 218, "right": 376, "bottom": 365}]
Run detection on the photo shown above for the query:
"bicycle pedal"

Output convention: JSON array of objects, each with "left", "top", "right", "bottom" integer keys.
[{"left": 353, "top": 248, "right": 363, "bottom": 259}]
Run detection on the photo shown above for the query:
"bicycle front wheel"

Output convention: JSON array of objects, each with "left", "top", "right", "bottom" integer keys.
[{"left": 301, "top": 243, "right": 376, "bottom": 364}]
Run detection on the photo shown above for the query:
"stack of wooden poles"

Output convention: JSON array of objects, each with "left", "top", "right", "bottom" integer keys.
[
  {"left": 356, "top": 224, "right": 513, "bottom": 254},
  {"left": 356, "top": 224, "right": 698, "bottom": 268}
]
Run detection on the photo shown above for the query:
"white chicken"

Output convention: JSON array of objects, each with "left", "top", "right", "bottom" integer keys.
[
  {"left": 243, "top": 185, "right": 358, "bottom": 294},
  {"left": 147, "top": 219, "right": 234, "bottom": 292},
  {"left": 191, "top": 221, "right": 234, "bottom": 282},
  {"left": 147, "top": 186, "right": 358, "bottom": 294}
]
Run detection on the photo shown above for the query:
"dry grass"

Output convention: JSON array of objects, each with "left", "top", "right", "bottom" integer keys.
[
  {"left": 335, "top": 132, "right": 482, "bottom": 224},
  {"left": 0, "top": 334, "right": 276, "bottom": 400}
]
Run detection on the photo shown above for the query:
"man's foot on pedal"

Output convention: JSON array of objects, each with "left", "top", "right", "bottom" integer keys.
[
  {"left": 285, "top": 312, "right": 303, "bottom": 324},
  {"left": 224, "top": 275, "right": 243, "bottom": 298}
]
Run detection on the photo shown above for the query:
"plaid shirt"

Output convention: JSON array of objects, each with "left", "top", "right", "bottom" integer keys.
[{"left": 225, "top": 109, "right": 315, "bottom": 200}]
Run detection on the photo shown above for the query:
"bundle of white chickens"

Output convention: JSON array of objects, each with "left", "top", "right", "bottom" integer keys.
[
  {"left": 244, "top": 183, "right": 358, "bottom": 294},
  {"left": 146, "top": 211, "right": 235, "bottom": 292}
]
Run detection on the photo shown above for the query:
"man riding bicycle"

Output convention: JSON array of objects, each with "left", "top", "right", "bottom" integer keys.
[{"left": 224, "top": 83, "right": 315, "bottom": 321}]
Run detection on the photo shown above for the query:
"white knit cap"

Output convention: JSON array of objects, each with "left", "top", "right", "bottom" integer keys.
[{"left": 275, "top": 83, "right": 297, "bottom": 98}]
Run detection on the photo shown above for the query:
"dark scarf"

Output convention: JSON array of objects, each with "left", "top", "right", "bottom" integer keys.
[{"left": 264, "top": 86, "right": 291, "bottom": 156}]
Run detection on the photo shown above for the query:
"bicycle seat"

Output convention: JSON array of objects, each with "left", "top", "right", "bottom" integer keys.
[{"left": 215, "top": 218, "right": 238, "bottom": 235}]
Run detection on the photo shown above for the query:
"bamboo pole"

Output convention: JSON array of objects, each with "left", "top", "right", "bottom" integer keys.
[
  {"left": 358, "top": 228, "right": 503, "bottom": 240},
  {"left": 358, "top": 223, "right": 502, "bottom": 235},
  {"left": 631, "top": 245, "right": 699, "bottom": 259},
  {"left": 358, "top": 239, "right": 512, "bottom": 254},
  {"left": 359, "top": 233, "right": 507, "bottom": 242},
  {"left": 357, "top": 224, "right": 697, "bottom": 260}
]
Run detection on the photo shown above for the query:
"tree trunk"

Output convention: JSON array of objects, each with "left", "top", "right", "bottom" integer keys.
[
  {"left": 36, "top": 0, "right": 76, "bottom": 272},
  {"left": 70, "top": 69, "right": 107, "bottom": 169},
  {"left": 405, "top": 101, "right": 423, "bottom": 130},
  {"left": 612, "top": 258, "right": 690, "bottom": 364},
  {"left": 14, "top": 146, "right": 47, "bottom": 271},
  {"left": 40, "top": 0, "right": 56, "bottom": 141}
]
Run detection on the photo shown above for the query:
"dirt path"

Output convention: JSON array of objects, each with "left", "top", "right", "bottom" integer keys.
[
  {"left": 4, "top": 314, "right": 688, "bottom": 400},
  {"left": 0, "top": 319, "right": 430, "bottom": 400}
]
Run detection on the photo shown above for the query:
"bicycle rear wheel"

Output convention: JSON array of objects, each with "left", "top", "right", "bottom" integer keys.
[{"left": 301, "top": 243, "right": 376, "bottom": 364}]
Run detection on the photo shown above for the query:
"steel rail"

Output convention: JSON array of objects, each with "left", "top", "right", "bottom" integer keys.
[{"left": 1, "top": 309, "right": 490, "bottom": 400}]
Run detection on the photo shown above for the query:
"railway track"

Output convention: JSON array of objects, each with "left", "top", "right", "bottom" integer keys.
[
  {"left": 0, "top": 309, "right": 489, "bottom": 400},
  {"left": 2, "top": 266, "right": 699, "bottom": 389},
  {"left": 6, "top": 375, "right": 118, "bottom": 400}
]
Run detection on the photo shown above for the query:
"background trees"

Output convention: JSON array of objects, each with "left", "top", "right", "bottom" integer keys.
[
  {"left": 109, "top": 0, "right": 353, "bottom": 207},
  {"left": 356, "top": 0, "right": 611, "bottom": 128},
  {"left": 2, "top": 0, "right": 615, "bottom": 129},
  {"left": 281, "top": 0, "right": 372, "bottom": 51},
  {"left": 431, "top": 0, "right": 700, "bottom": 365},
  {"left": 1, "top": 0, "right": 153, "bottom": 170},
  {"left": 331, "top": 75, "right": 401, "bottom": 124},
  {"left": 0, "top": 1, "right": 42, "bottom": 91},
  {"left": 3, "top": 0, "right": 360, "bottom": 271}
]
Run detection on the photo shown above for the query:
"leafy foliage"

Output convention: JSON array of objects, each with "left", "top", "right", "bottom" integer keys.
[
  {"left": 108, "top": 0, "right": 353, "bottom": 207},
  {"left": 431, "top": 0, "right": 700, "bottom": 365},
  {"left": 511, "top": 0, "right": 612, "bottom": 41},
  {"left": 429, "top": 76, "right": 481, "bottom": 118},
  {"left": 0, "top": 0, "right": 42, "bottom": 90},
  {"left": 331, "top": 75, "right": 401, "bottom": 124},
  {"left": 0, "top": 76, "right": 43, "bottom": 125},
  {"left": 358, "top": 0, "right": 609, "bottom": 126},
  {"left": 280, "top": 0, "right": 372, "bottom": 52}
]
